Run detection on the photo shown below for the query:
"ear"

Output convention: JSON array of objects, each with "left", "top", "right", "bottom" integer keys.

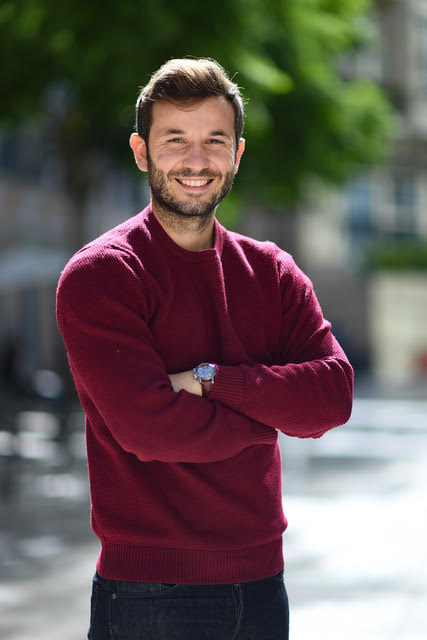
[
  {"left": 233, "top": 138, "right": 245, "bottom": 175},
  {"left": 129, "top": 133, "right": 148, "bottom": 172}
]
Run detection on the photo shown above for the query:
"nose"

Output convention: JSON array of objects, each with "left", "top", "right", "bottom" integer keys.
[{"left": 182, "top": 142, "right": 209, "bottom": 172}]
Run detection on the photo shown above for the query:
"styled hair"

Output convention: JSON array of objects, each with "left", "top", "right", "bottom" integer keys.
[{"left": 135, "top": 58, "right": 244, "bottom": 146}]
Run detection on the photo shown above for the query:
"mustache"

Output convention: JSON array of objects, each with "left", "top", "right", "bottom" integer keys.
[{"left": 168, "top": 168, "right": 221, "bottom": 179}]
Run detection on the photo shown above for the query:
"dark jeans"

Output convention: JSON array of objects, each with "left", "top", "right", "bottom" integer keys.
[{"left": 88, "top": 570, "right": 289, "bottom": 640}]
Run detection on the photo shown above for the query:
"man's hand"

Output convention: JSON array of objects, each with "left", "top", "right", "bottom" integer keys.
[{"left": 169, "top": 370, "right": 202, "bottom": 396}]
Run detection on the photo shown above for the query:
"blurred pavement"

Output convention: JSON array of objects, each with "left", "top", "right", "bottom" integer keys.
[
  {"left": 282, "top": 388, "right": 427, "bottom": 640},
  {"left": 1, "top": 380, "right": 426, "bottom": 639}
]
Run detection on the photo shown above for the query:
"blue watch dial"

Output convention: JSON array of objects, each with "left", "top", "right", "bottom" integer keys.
[{"left": 194, "top": 363, "right": 217, "bottom": 381}]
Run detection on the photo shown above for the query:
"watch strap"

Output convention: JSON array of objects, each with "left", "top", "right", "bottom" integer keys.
[{"left": 200, "top": 379, "right": 214, "bottom": 398}]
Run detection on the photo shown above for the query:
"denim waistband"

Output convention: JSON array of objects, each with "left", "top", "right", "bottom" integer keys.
[{"left": 93, "top": 569, "right": 284, "bottom": 593}]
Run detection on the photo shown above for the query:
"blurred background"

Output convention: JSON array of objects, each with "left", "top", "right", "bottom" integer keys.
[{"left": 0, "top": 1, "right": 426, "bottom": 639}]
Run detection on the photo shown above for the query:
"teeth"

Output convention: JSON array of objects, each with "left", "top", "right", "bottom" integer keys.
[{"left": 179, "top": 179, "right": 210, "bottom": 187}]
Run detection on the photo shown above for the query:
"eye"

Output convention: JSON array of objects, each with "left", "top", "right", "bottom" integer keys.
[
  {"left": 168, "top": 137, "right": 184, "bottom": 143},
  {"left": 209, "top": 138, "right": 224, "bottom": 144}
]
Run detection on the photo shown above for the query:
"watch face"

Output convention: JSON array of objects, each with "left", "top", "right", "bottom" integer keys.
[{"left": 195, "top": 363, "right": 217, "bottom": 381}]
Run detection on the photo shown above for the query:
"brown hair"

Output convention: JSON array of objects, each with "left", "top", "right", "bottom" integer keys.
[{"left": 135, "top": 58, "right": 244, "bottom": 147}]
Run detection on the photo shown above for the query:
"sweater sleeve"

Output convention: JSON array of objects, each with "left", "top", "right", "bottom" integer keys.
[
  {"left": 56, "top": 247, "right": 276, "bottom": 463},
  {"left": 209, "top": 253, "right": 354, "bottom": 438}
]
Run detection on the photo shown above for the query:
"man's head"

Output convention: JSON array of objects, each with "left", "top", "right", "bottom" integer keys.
[
  {"left": 130, "top": 58, "right": 245, "bottom": 229},
  {"left": 135, "top": 57, "right": 245, "bottom": 150}
]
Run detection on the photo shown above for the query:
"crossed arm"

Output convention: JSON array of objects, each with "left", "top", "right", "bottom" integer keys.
[
  {"left": 169, "top": 273, "right": 353, "bottom": 437},
  {"left": 57, "top": 247, "right": 353, "bottom": 464}
]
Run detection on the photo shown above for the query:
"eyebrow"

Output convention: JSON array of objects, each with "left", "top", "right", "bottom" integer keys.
[
  {"left": 162, "top": 128, "right": 185, "bottom": 135},
  {"left": 160, "top": 128, "right": 231, "bottom": 138},
  {"left": 209, "top": 130, "right": 230, "bottom": 138}
]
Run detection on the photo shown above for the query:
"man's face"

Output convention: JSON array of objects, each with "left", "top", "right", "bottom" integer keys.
[{"left": 131, "top": 96, "right": 245, "bottom": 220}]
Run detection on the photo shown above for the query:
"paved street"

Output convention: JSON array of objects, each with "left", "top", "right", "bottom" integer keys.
[
  {"left": 281, "top": 394, "right": 427, "bottom": 640},
  {"left": 1, "top": 391, "right": 426, "bottom": 639}
]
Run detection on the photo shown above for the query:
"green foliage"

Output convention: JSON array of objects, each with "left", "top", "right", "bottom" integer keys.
[
  {"left": 365, "top": 240, "right": 427, "bottom": 271},
  {"left": 0, "top": 0, "right": 395, "bottom": 209}
]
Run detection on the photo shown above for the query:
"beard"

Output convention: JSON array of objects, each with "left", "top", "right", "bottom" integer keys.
[{"left": 147, "top": 154, "right": 235, "bottom": 223}]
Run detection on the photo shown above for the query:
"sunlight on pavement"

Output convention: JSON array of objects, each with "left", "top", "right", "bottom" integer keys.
[
  {"left": 1, "top": 397, "right": 426, "bottom": 639},
  {"left": 282, "top": 397, "right": 427, "bottom": 640}
]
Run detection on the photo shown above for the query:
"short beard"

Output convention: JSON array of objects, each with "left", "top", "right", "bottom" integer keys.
[{"left": 147, "top": 153, "right": 235, "bottom": 231}]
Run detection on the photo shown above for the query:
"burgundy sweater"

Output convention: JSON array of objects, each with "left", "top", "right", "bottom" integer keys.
[{"left": 56, "top": 204, "right": 353, "bottom": 584}]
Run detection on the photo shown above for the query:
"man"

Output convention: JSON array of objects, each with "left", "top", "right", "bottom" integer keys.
[{"left": 56, "top": 58, "right": 353, "bottom": 640}]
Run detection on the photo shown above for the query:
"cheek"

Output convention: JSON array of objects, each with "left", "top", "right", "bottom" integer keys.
[
  {"left": 154, "top": 147, "right": 184, "bottom": 166},
  {"left": 216, "top": 151, "right": 237, "bottom": 172}
]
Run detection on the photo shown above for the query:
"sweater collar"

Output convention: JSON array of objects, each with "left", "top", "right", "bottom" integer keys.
[{"left": 142, "top": 203, "right": 224, "bottom": 262}]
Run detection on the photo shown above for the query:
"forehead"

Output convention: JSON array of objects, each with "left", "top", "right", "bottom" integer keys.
[{"left": 150, "top": 96, "right": 235, "bottom": 137}]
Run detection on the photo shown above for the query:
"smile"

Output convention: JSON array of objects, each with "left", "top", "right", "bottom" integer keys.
[{"left": 176, "top": 178, "right": 214, "bottom": 187}]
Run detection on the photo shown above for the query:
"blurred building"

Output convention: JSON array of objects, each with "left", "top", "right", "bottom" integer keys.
[
  {"left": 291, "top": 0, "right": 427, "bottom": 386},
  {"left": 1, "top": 0, "right": 426, "bottom": 388},
  {"left": 0, "top": 124, "right": 142, "bottom": 384}
]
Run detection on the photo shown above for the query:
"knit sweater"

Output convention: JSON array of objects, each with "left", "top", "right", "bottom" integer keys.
[{"left": 56, "top": 203, "right": 353, "bottom": 585}]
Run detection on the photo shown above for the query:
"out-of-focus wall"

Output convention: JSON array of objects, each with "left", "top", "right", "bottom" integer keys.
[
  {"left": 0, "top": 170, "right": 145, "bottom": 380},
  {"left": 369, "top": 273, "right": 427, "bottom": 384},
  {"left": 293, "top": 0, "right": 427, "bottom": 387}
]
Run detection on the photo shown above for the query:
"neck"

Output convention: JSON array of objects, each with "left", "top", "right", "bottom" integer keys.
[{"left": 151, "top": 200, "right": 215, "bottom": 251}]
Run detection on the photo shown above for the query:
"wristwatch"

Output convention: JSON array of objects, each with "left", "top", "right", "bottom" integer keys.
[{"left": 193, "top": 362, "right": 218, "bottom": 398}]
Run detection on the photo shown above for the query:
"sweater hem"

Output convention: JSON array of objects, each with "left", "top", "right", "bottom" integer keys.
[{"left": 96, "top": 537, "right": 284, "bottom": 585}]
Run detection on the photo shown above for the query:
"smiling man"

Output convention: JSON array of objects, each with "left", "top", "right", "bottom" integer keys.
[
  {"left": 130, "top": 80, "right": 245, "bottom": 251},
  {"left": 133, "top": 96, "right": 244, "bottom": 229},
  {"left": 56, "top": 58, "right": 353, "bottom": 640}
]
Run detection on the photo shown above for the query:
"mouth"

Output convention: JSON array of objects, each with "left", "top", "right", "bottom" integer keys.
[{"left": 175, "top": 178, "right": 215, "bottom": 192}]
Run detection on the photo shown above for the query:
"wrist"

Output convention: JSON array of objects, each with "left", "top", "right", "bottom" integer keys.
[
  {"left": 192, "top": 362, "right": 218, "bottom": 398},
  {"left": 169, "top": 370, "right": 202, "bottom": 396}
]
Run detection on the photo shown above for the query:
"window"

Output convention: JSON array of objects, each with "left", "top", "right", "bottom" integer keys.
[
  {"left": 392, "top": 170, "right": 418, "bottom": 235},
  {"left": 345, "top": 176, "right": 376, "bottom": 264},
  {"left": 347, "top": 177, "right": 374, "bottom": 234}
]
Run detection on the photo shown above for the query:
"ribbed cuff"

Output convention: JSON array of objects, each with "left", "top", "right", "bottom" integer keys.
[{"left": 209, "top": 365, "right": 245, "bottom": 411}]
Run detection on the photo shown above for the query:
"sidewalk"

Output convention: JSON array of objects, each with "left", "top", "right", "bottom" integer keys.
[
  {"left": 281, "top": 421, "right": 427, "bottom": 640},
  {"left": 1, "top": 393, "right": 426, "bottom": 639},
  {"left": 0, "top": 412, "right": 98, "bottom": 640},
  {"left": 1, "top": 540, "right": 98, "bottom": 640}
]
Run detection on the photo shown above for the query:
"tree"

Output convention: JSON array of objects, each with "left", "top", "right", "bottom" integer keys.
[{"left": 0, "top": 0, "right": 394, "bottom": 248}]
